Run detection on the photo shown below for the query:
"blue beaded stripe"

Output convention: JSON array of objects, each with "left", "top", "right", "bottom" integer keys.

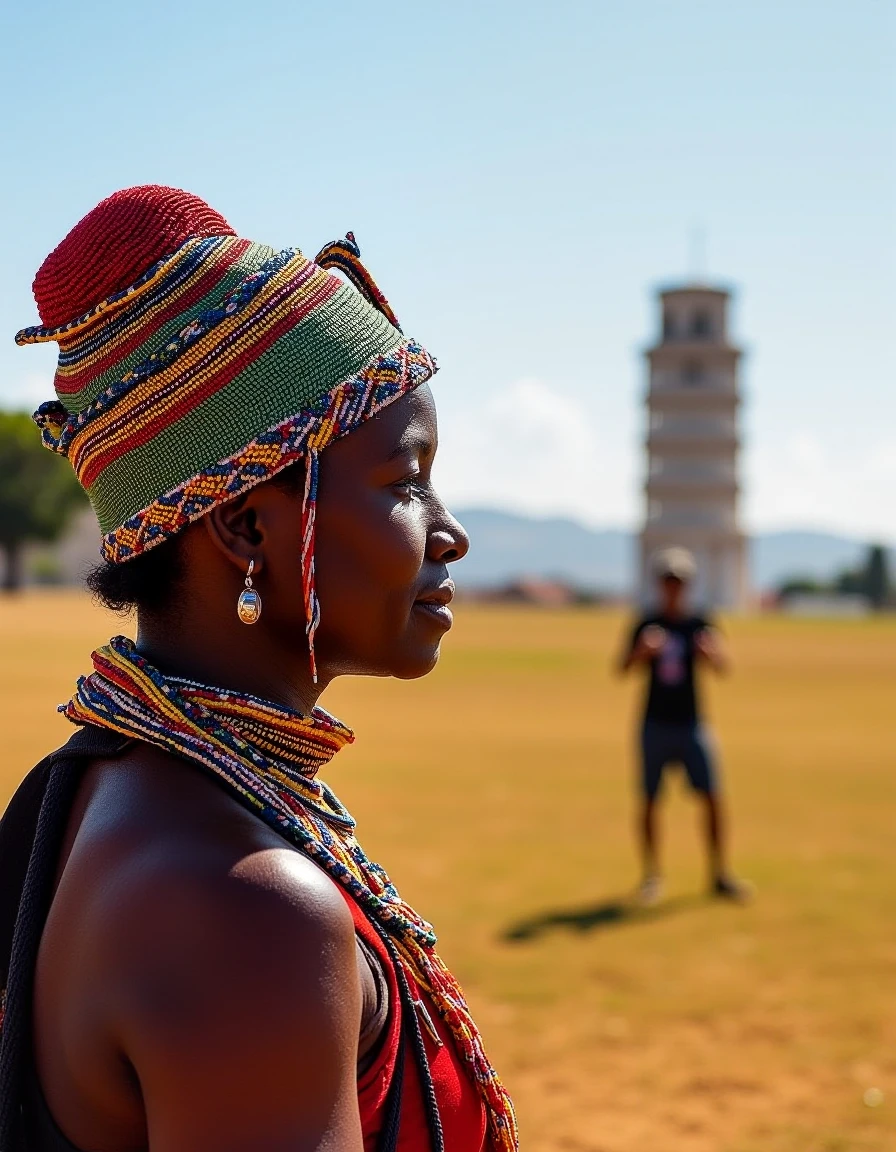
[
  {"left": 102, "top": 339, "right": 436, "bottom": 562},
  {"left": 33, "top": 247, "right": 303, "bottom": 456},
  {"left": 55, "top": 236, "right": 231, "bottom": 367},
  {"left": 14, "top": 238, "right": 206, "bottom": 346}
]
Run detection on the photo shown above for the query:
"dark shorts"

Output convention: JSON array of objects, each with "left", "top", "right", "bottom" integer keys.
[{"left": 640, "top": 719, "right": 719, "bottom": 799}]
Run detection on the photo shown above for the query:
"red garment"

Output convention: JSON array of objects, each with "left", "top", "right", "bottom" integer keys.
[{"left": 343, "top": 893, "right": 488, "bottom": 1152}]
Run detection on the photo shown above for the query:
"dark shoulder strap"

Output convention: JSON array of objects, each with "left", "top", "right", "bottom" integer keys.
[
  {"left": 0, "top": 727, "right": 128, "bottom": 970},
  {"left": 0, "top": 757, "right": 55, "bottom": 990},
  {"left": 0, "top": 725, "right": 129, "bottom": 1151}
]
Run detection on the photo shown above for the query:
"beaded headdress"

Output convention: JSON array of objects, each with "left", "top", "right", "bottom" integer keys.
[{"left": 16, "top": 186, "right": 436, "bottom": 678}]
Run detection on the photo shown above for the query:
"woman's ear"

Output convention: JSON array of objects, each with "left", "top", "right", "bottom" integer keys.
[{"left": 204, "top": 492, "right": 265, "bottom": 574}]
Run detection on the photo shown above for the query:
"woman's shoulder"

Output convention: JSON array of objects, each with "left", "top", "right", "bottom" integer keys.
[
  {"left": 37, "top": 741, "right": 366, "bottom": 1151},
  {"left": 53, "top": 738, "right": 358, "bottom": 1023},
  {"left": 80, "top": 737, "right": 352, "bottom": 927}
]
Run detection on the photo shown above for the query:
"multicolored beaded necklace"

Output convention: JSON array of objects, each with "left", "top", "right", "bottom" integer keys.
[{"left": 63, "top": 636, "right": 518, "bottom": 1152}]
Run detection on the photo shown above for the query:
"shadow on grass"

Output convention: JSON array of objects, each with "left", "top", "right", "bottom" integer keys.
[{"left": 503, "top": 893, "right": 702, "bottom": 942}]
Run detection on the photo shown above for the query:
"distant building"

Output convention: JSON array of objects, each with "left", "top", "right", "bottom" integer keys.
[
  {"left": 639, "top": 284, "right": 748, "bottom": 609},
  {"left": 24, "top": 505, "right": 100, "bottom": 586}
]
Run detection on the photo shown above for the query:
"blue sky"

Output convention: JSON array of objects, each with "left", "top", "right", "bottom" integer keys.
[{"left": 1, "top": 0, "right": 893, "bottom": 540}]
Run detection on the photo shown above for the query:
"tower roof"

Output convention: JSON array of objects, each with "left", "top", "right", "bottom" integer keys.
[{"left": 656, "top": 282, "right": 733, "bottom": 299}]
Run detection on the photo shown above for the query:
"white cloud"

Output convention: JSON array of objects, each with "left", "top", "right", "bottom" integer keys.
[
  {"left": 434, "top": 377, "right": 638, "bottom": 527},
  {"left": 787, "top": 431, "right": 824, "bottom": 470},
  {"left": 745, "top": 431, "right": 896, "bottom": 542},
  {"left": 867, "top": 439, "right": 896, "bottom": 483},
  {"left": 436, "top": 385, "right": 895, "bottom": 543}
]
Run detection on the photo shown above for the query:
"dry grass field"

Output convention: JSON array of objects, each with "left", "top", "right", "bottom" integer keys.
[{"left": 1, "top": 592, "right": 894, "bottom": 1151}]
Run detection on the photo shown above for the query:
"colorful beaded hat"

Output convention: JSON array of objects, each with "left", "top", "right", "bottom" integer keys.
[{"left": 16, "top": 185, "right": 437, "bottom": 677}]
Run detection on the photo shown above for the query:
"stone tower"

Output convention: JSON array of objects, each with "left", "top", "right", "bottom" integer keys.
[{"left": 639, "top": 285, "right": 748, "bottom": 609}]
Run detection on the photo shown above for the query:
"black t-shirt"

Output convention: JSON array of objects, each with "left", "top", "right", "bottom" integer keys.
[{"left": 629, "top": 613, "right": 712, "bottom": 724}]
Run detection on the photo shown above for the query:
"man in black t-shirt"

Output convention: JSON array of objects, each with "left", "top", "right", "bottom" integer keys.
[{"left": 620, "top": 548, "right": 750, "bottom": 904}]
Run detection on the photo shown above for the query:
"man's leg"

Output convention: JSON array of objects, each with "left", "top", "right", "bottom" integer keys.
[
  {"left": 637, "top": 722, "right": 665, "bottom": 902},
  {"left": 640, "top": 795, "right": 660, "bottom": 878},
  {"left": 684, "top": 726, "right": 751, "bottom": 900},
  {"left": 698, "top": 789, "right": 726, "bottom": 881}
]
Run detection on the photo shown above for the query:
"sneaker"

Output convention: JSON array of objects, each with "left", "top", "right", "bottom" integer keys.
[
  {"left": 712, "top": 875, "right": 754, "bottom": 903},
  {"left": 636, "top": 875, "right": 664, "bottom": 906}
]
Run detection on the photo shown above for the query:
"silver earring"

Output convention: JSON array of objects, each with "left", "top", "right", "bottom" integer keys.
[{"left": 237, "top": 559, "right": 262, "bottom": 624}]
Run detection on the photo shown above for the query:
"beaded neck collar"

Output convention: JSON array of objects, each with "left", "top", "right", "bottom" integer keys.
[{"left": 166, "top": 674, "right": 354, "bottom": 780}]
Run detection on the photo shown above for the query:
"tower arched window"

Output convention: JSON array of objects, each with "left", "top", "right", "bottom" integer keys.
[
  {"left": 691, "top": 310, "right": 712, "bottom": 338},
  {"left": 682, "top": 359, "right": 704, "bottom": 385}
]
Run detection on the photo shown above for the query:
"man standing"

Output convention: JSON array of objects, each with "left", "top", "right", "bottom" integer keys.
[{"left": 620, "top": 548, "right": 750, "bottom": 903}]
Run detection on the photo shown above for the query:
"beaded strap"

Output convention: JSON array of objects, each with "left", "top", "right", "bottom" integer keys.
[{"left": 315, "top": 232, "right": 402, "bottom": 332}]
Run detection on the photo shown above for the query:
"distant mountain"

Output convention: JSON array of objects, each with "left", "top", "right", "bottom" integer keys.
[
  {"left": 452, "top": 509, "right": 893, "bottom": 593},
  {"left": 28, "top": 503, "right": 894, "bottom": 596},
  {"left": 750, "top": 531, "right": 892, "bottom": 591},
  {"left": 453, "top": 510, "right": 631, "bottom": 591}
]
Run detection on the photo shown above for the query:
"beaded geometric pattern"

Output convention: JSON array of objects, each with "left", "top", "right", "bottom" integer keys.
[{"left": 103, "top": 338, "right": 435, "bottom": 563}]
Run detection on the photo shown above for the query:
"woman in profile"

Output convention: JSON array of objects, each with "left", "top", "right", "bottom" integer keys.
[{"left": 0, "top": 186, "right": 516, "bottom": 1152}]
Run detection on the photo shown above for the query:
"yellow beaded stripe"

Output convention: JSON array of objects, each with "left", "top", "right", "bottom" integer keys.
[
  {"left": 170, "top": 679, "right": 353, "bottom": 778},
  {"left": 101, "top": 338, "right": 435, "bottom": 563},
  {"left": 14, "top": 236, "right": 212, "bottom": 347},
  {"left": 52, "top": 237, "right": 256, "bottom": 411},
  {"left": 67, "top": 253, "right": 329, "bottom": 486}
]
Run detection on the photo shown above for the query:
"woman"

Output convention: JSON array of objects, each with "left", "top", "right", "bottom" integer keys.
[{"left": 0, "top": 187, "right": 517, "bottom": 1152}]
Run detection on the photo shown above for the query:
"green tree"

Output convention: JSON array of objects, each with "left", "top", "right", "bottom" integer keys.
[
  {"left": 0, "top": 410, "right": 86, "bottom": 591},
  {"left": 834, "top": 567, "right": 865, "bottom": 596},
  {"left": 864, "top": 544, "right": 891, "bottom": 611},
  {"left": 777, "top": 576, "right": 828, "bottom": 599}
]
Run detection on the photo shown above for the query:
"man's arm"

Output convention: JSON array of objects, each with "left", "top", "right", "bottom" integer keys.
[
  {"left": 619, "top": 622, "right": 666, "bottom": 673},
  {"left": 694, "top": 624, "right": 730, "bottom": 673},
  {"left": 113, "top": 847, "right": 365, "bottom": 1152}
]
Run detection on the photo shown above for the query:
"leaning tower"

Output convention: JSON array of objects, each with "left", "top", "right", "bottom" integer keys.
[{"left": 639, "top": 285, "right": 748, "bottom": 609}]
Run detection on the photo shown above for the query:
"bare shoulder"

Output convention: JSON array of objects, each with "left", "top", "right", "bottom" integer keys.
[
  {"left": 68, "top": 741, "right": 364, "bottom": 1149},
  {"left": 77, "top": 740, "right": 358, "bottom": 1011},
  {"left": 109, "top": 824, "right": 359, "bottom": 1038}
]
